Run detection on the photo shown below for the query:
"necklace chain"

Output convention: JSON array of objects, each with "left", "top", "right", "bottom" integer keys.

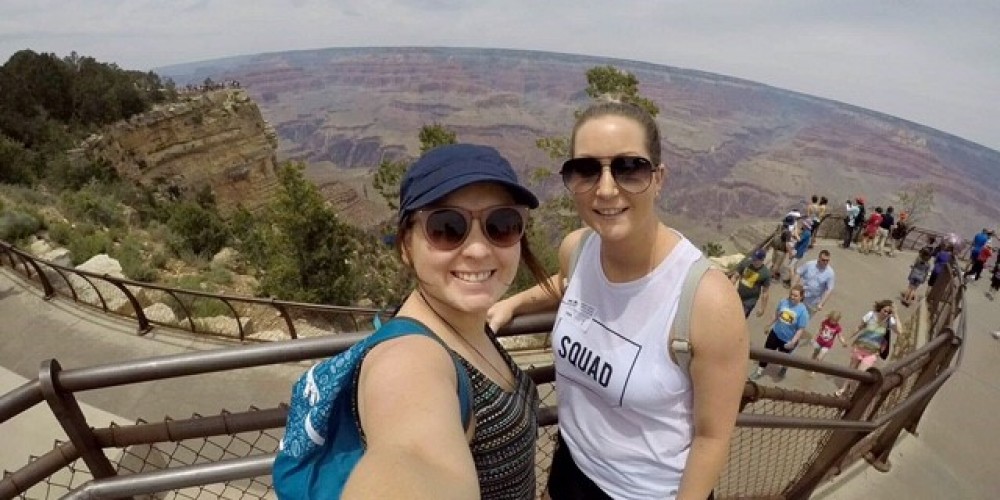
[{"left": 417, "top": 289, "right": 515, "bottom": 388}]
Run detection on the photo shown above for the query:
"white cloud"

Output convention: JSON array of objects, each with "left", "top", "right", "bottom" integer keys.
[{"left": 1, "top": 0, "right": 998, "bottom": 150}]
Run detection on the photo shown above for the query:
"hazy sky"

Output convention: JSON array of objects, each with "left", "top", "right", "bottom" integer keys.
[{"left": 2, "top": 0, "right": 999, "bottom": 151}]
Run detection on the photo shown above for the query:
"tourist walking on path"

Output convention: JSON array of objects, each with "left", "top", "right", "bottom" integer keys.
[
  {"left": 963, "top": 244, "right": 992, "bottom": 282},
  {"left": 835, "top": 300, "right": 902, "bottom": 397},
  {"left": 842, "top": 199, "right": 860, "bottom": 248},
  {"left": 792, "top": 249, "right": 836, "bottom": 318},
  {"left": 771, "top": 213, "right": 799, "bottom": 281},
  {"left": 732, "top": 248, "right": 772, "bottom": 318},
  {"left": 750, "top": 284, "right": 810, "bottom": 381},
  {"left": 810, "top": 196, "right": 828, "bottom": 248},
  {"left": 902, "top": 248, "right": 932, "bottom": 307},
  {"left": 784, "top": 218, "right": 813, "bottom": 284},
  {"left": 806, "top": 195, "right": 820, "bottom": 228},
  {"left": 875, "top": 206, "right": 895, "bottom": 256},
  {"left": 860, "top": 206, "right": 883, "bottom": 255},
  {"left": 888, "top": 212, "right": 909, "bottom": 256},
  {"left": 928, "top": 242, "right": 955, "bottom": 288},
  {"left": 303, "top": 144, "right": 554, "bottom": 499},
  {"left": 988, "top": 260, "right": 1000, "bottom": 301},
  {"left": 808, "top": 310, "right": 847, "bottom": 376},
  {"left": 487, "top": 101, "right": 747, "bottom": 500},
  {"left": 967, "top": 228, "right": 993, "bottom": 271}
]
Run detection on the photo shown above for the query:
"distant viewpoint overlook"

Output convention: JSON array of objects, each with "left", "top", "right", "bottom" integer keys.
[{"left": 157, "top": 46, "right": 1000, "bottom": 240}]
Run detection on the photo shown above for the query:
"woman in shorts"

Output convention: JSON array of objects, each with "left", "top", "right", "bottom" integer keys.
[{"left": 835, "top": 300, "right": 901, "bottom": 396}]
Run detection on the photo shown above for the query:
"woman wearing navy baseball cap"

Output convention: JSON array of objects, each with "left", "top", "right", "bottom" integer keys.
[{"left": 343, "top": 144, "right": 555, "bottom": 499}]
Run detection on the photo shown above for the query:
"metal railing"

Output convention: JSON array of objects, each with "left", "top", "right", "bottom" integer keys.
[
  {"left": 0, "top": 233, "right": 966, "bottom": 499},
  {"left": 0, "top": 242, "right": 382, "bottom": 341}
]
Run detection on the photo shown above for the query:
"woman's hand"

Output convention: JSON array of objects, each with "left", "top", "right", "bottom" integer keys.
[{"left": 487, "top": 300, "right": 515, "bottom": 333}]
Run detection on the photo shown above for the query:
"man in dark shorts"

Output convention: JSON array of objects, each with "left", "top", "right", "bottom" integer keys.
[{"left": 731, "top": 248, "right": 772, "bottom": 318}]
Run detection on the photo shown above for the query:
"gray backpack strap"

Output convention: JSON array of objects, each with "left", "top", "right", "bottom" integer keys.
[
  {"left": 565, "top": 228, "right": 595, "bottom": 286},
  {"left": 670, "top": 258, "right": 712, "bottom": 375}
]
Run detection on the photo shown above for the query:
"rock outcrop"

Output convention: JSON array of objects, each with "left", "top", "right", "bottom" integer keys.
[
  {"left": 70, "top": 89, "right": 280, "bottom": 213},
  {"left": 69, "top": 254, "right": 151, "bottom": 314}
]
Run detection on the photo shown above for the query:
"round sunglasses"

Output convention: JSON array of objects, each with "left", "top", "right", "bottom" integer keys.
[
  {"left": 411, "top": 205, "right": 529, "bottom": 251},
  {"left": 560, "top": 155, "right": 657, "bottom": 194}
]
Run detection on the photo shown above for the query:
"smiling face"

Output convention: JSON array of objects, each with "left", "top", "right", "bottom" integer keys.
[
  {"left": 401, "top": 182, "right": 522, "bottom": 316},
  {"left": 570, "top": 115, "right": 664, "bottom": 242}
]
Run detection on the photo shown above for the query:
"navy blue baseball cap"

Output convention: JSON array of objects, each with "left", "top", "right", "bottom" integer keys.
[{"left": 398, "top": 144, "right": 539, "bottom": 219}]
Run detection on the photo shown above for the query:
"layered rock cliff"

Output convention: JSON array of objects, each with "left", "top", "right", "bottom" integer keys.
[
  {"left": 71, "top": 89, "right": 280, "bottom": 213},
  {"left": 158, "top": 47, "right": 1000, "bottom": 239}
]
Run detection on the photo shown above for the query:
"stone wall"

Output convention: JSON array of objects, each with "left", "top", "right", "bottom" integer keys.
[{"left": 70, "top": 89, "right": 280, "bottom": 213}]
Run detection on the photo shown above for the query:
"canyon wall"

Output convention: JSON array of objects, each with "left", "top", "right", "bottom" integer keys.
[{"left": 72, "top": 89, "right": 280, "bottom": 213}]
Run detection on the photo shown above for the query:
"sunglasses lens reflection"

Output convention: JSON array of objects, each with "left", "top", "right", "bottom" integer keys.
[
  {"left": 560, "top": 156, "right": 653, "bottom": 193},
  {"left": 423, "top": 207, "right": 526, "bottom": 250}
]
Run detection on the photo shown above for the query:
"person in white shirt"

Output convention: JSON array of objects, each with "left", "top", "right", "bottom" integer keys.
[
  {"left": 792, "top": 250, "right": 836, "bottom": 320},
  {"left": 488, "top": 100, "right": 747, "bottom": 500}
]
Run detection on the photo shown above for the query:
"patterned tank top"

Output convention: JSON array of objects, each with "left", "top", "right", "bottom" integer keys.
[
  {"left": 353, "top": 330, "right": 538, "bottom": 499},
  {"left": 458, "top": 332, "right": 539, "bottom": 500}
]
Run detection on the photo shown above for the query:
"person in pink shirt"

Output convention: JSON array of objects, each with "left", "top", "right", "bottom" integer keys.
[{"left": 808, "top": 310, "right": 846, "bottom": 377}]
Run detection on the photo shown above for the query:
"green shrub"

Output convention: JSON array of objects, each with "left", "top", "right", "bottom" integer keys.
[
  {"left": 204, "top": 264, "right": 232, "bottom": 285},
  {"left": 166, "top": 275, "right": 232, "bottom": 319},
  {"left": 46, "top": 220, "right": 73, "bottom": 246},
  {"left": 149, "top": 250, "right": 169, "bottom": 270},
  {"left": 60, "top": 184, "right": 124, "bottom": 229},
  {"left": 0, "top": 210, "right": 42, "bottom": 241},
  {"left": 0, "top": 184, "right": 52, "bottom": 206},
  {"left": 0, "top": 135, "right": 38, "bottom": 185},
  {"left": 112, "top": 236, "right": 157, "bottom": 282},
  {"left": 67, "top": 230, "right": 112, "bottom": 265},
  {"left": 47, "top": 156, "right": 118, "bottom": 191},
  {"left": 165, "top": 201, "right": 229, "bottom": 258},
  {"left": 701, "top": 241, "right": 725, "bottom": 258},
  {"left": 188, "top": 296, "right": 232, "bottom": 318}
]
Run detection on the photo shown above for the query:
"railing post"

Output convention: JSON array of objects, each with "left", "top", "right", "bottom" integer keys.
[
  {"left": 782, "top": 369, "right": 885, "bottom": 500},
  {"left": 865, "top": 328, "right": 958, "bottom": 471},
  {"left": 17, "top": 253, "right": 56, "bottom": 299},
  {"left": 37, "top": 359, "right": 122, "bottom": 485},
  {"left": 108, "top": 279, "right": 152, "bottom": 334},
  {"left": 272, "top": 300, "right": 297, "bottom": 339}
]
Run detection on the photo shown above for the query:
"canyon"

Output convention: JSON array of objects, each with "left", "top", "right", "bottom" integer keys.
[{"left": 157, "top": 47, "right": 1000, "bottom": 241}]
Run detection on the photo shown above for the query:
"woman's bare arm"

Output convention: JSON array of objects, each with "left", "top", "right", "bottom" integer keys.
[
  {"left": 677, "top": 269, "right": 749, "bottom": 500},
  {"left": 343, "top": 336, "right": 479, "bottom": 500},
  {"left": 487, "top": 228, "right": 589, "bottom": 331}
]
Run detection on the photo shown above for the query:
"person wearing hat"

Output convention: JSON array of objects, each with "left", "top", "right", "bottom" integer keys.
[
  {"left": 488, "top": 101, "right": 747, "bottom": 500},
  {"left": 343, "top": 144, "right": 556, "bottom": 499},
  {"left": 732, "top": 247, "right": 773, "bottom": 317}
]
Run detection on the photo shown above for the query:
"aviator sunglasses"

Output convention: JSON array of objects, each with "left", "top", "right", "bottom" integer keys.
[
  {"left": 411, "top": 205, "right": 529, "bottom": 251},
  {"left": 560, "top": 155, "right": 657, "bottom": 194}
]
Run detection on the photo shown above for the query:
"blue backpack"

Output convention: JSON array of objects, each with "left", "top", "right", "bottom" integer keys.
[{"left": 272, "top": 317, "right": 473, "bottom": 499}]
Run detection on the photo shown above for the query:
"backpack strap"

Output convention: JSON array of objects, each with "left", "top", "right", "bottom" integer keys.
[
  {"left": 670, "top": 258, "right": 712, "bottom": 375},
  {"left": 369, "top": 318, "right": 474, "bottom": 430},
  {"left": 565, "top": 228, "right": 595, "bottom": 287}
]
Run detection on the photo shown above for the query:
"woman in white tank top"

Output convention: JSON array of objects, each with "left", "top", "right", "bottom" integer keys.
[{"left": 490, "top": 101, "right": 748, "bottom": 499}]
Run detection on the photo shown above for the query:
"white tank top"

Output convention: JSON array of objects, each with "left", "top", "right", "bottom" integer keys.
[{"left": 553, "top": 233, "right": 701, "bottom": 499}]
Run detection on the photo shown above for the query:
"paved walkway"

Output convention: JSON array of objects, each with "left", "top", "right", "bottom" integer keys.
[{"left": 2, "top": 239, "right": 999, "bottom": 497}]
